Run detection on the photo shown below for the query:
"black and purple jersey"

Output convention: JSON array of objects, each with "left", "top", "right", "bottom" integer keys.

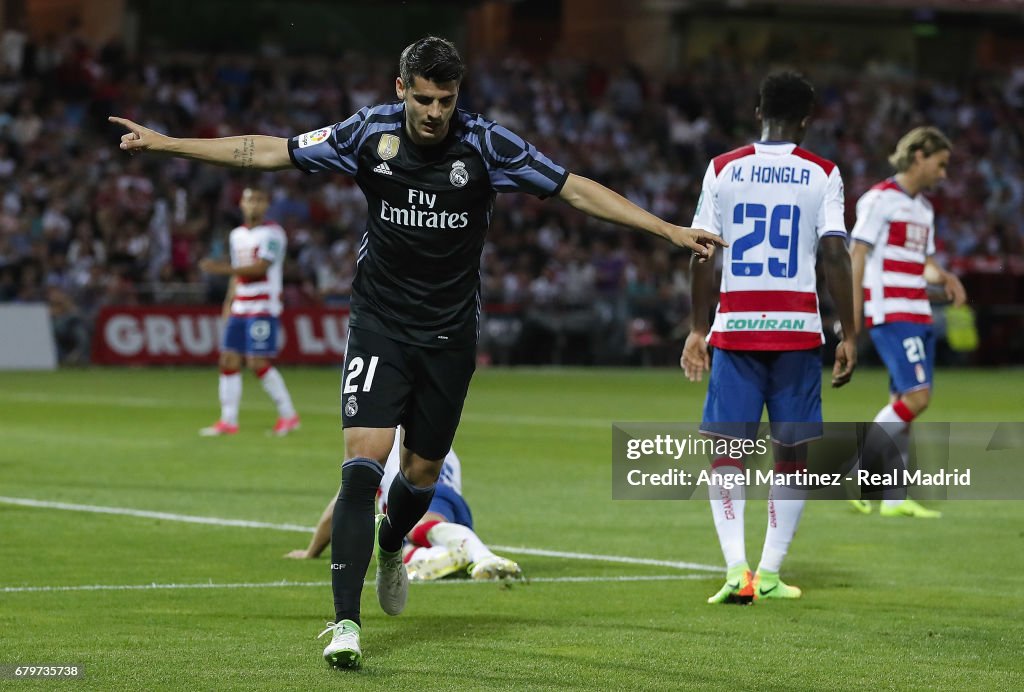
[{"left": 288, "top": 103, "right": 568, "bottom": 348}]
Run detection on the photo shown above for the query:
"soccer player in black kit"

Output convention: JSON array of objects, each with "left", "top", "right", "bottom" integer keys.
[{"left": 110, "top": 36, "right": 725, "bottom": 668}]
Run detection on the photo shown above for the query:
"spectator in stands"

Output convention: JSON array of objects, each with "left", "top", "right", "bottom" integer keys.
[{"left": 0, "top": 29, "right": 1020, "bottom": 366}]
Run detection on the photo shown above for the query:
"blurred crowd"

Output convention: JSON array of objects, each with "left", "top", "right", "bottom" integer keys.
[{"left": 0, "top": 22, "right": 1022, "bottom": 364}]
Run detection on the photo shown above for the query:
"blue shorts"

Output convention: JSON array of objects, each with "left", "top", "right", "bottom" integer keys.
[
  {"left": 869, "top": 322, "right": 935, "bottom": 395},
  {"left": 222, "top": 316, "right": 280, "bottom": 357},
  {"left": 701, "top": 348, "right": 823, "bottom": 446},
  {"left": 428, "top": 482, "right": 473, "bottom": 530}
]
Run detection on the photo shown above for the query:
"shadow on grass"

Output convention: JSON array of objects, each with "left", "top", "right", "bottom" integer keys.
[{"left": 338, "top": 612, "right": 707, "bottom": 686}]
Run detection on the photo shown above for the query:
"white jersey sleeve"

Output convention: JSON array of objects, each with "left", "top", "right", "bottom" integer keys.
[
  {"left": 819, "top": 168, "right": 847, "bottom": 238},
  {"left": 850, "top": 189, "right": 888, "bottom": 246},
  {"left": 376, "top": 434, "right": 402, "bottom": 514},
  {"left": 691, "top": 163, "right": 722, "bottom": 236},
  {"left": 256, "top": 227, "right": 286, "bottom": 263},
  {"left": 438, "top": 447, "right": 462, "bottom": 495}
]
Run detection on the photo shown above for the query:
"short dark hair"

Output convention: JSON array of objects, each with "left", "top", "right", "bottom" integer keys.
[
  {"left": 399, "top": 36, "right": 465, "bottom": 87},
  {"left": 759, "top": 70, "right": 815, "bottom": 124}
]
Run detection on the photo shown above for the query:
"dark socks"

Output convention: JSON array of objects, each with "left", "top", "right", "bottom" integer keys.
[
  {"left": 331, "top": 457, "right": 384, "bottom": 625},
  {"left": 377, "top": 470, "right": 435, "bottom": 553}
]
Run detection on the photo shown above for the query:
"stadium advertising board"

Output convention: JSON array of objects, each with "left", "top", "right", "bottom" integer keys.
[
  {"left": 91, "top": 305, "right": 350, "bottom": 365},
  {"left": 0, "top": 304, "right": 58, "bottom": 370}
]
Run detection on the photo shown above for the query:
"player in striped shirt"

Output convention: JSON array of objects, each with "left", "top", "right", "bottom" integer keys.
[
  {"left": 682, "top": 71, "right": 857, "bottom": 604},
  {"left": 849, "top": 127, "right": 966, "bottom": 518},
  {"left": 197, "top": 187, "right": 300, "bottom": 437}
]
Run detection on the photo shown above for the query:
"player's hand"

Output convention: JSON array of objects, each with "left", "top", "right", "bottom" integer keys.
[
  {"left": 108, "top": 116, "right": 168, "bottom": 153},
  {"left": 199, "top": 258, "right": 231, "bottom": 275},
  {"left": 681, "top": 331, "right": 710, "bottom": 382},
  {"left": 284, "top": 549, "right": 314, "bottom": 559},
  {"left": 666, "top": 226, "right": 727, "bottom": 262},
  {"left": 832, "top": 337, "right": 857, "bottom": 388},
  {"left": 943, "top": 271, "right": 967, "bottom": 307}
]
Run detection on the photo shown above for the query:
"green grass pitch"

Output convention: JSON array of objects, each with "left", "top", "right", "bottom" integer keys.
[{"left": 1, "top": 366, "right": 1022, "bottom": 690}]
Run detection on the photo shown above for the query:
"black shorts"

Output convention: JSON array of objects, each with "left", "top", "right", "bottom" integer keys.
[{"left": 341, "top": 326, "right": 476, "bottom": 461}]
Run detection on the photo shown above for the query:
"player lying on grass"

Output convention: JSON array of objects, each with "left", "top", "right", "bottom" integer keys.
[{"left": 286, "top": 428, "right": 522, "bottom": 582}]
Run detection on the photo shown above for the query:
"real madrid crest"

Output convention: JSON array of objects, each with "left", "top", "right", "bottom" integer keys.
[
  {"left": 345, "top": 395, "right": 358, "bottom": 417},
  {"left": 377, "top": 134, "right": 400, "bottom": 160},
  {"left": 450, "top": 160, "right": 469, "bottom": 188}
]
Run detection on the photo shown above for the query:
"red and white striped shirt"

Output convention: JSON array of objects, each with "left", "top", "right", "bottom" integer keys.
[
  {"left": 229, "top": 222, "right": 287, "bottom": 317},
  {"left": 851, "top": 179, "right": 934, "bottom": 327},
  {"left": 692, "top": 142, "right": 847, "bottom": 351}
]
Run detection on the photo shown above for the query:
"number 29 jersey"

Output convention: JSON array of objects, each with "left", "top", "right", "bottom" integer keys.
[{"left": 691, "top": 141, "right": 847, "bottom": 351}]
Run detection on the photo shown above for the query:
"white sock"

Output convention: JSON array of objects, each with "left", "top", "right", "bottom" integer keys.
[
  {"left": 873, "top": 403, "right": 907, "bottom": 424},
  {"left": 219, "top": 371, "right": 242, "bottom": 425},
  {"left": 872, "top": 403, "right": 913, "bottom": 505},
  {"left": 708, "top": 464, "right": 746, "bottom": 569},
  {"left": 427, "top": 522, "right": 495, "bottom": 564},
  {"left": 758, "top": 483, "right": 806, "bottom": 573},
  {"left": 259, "top": 367, "right": 296, "bottom": 418}
]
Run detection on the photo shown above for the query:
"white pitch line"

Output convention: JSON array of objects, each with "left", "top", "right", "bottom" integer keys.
[
  {"left": 0, "top": 496, "right": 723, "bottom": 573},
  {"left": 0, "top": 574, "right": 711, "bottom": 594},
  {"left": 1, "top": 580, "right": 331, "bottom": 594},
  {"left": 488, "top": 545, "right": 721, "bottom": 573},
  {"left": 0, "top": 496, "right": 313, "bottom": 533}
]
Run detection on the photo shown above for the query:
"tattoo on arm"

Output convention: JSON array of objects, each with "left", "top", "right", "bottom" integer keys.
[{"left": 233, "top": 137, "right": 256, "bottom": 168}]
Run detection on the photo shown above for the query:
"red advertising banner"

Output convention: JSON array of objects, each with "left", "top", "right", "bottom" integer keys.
[{"left": 91, "top": 305, "right": 351, "bottom": 365}]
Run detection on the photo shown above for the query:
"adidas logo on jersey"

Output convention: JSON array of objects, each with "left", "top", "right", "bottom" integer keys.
[{"left": 373, "top": 162, "right": 392, "bottom": 176}]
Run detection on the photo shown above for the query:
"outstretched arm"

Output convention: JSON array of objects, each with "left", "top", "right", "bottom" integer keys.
[
  {"left": 109, "top": 117, "right": 293, "bottom": 171},
  {"left": 821, "top": 236, "right": 857, "bottom": 388},
  {"left": 284, "top": 494, "right": 336, "bottom": 559},
  {"left": 558, "top": 173, "right": 726, "bottom": 259},
  {"left": 199, "top": 257, "right": 271, "bottom": 279}
]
